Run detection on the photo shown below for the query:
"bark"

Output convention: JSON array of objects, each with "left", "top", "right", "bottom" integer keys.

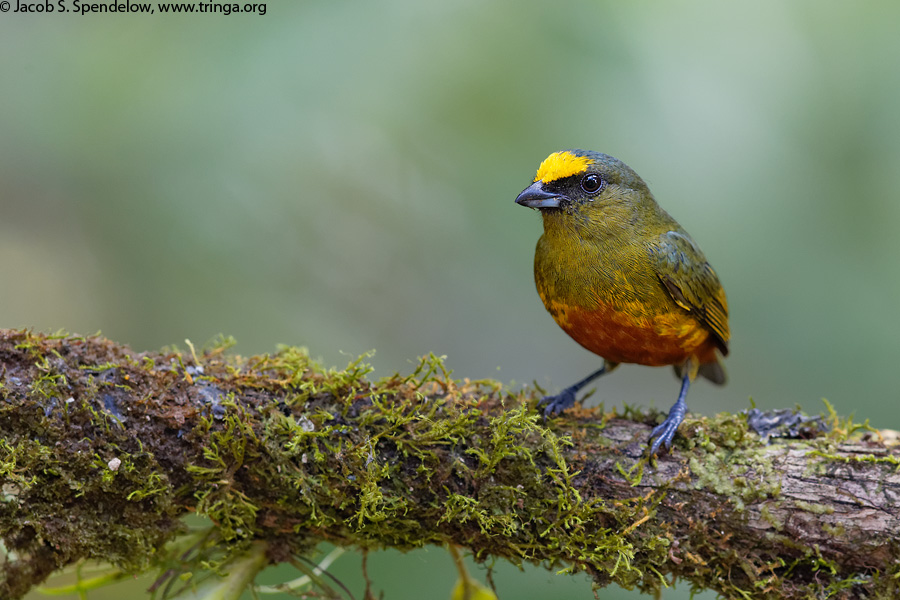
[{"left": 0, "top": 329, "right": 897, "bottom": 599}]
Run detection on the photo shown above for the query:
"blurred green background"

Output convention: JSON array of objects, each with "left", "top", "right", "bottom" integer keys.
[{"left": 2, "top": 0, "right": 899, "bottom": 598}]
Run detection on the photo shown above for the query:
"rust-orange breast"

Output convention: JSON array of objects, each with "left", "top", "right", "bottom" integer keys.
[{"left": 543, "top": 297, "right": 718, "bottom": 366}]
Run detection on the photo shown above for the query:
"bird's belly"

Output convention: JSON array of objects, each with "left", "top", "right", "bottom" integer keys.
[{"left": 547, "top": 299, "right": 712, "bottom": 366}]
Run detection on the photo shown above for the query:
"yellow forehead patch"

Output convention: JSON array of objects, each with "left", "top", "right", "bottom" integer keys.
[{"left": 534, "top": 151, "right": 592, "bottom": 183}]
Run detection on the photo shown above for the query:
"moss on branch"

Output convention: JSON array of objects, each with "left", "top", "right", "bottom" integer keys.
[{"left": 0, "top": 329, "right": 898, "bottom": 599}]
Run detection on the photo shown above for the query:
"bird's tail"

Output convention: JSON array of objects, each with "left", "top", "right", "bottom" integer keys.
[
  {"left": 674, "top": 356, "right": 727, "bottom": 385},
  {"left": 697, "top": 359, "right": 726, "bottom": 385}
]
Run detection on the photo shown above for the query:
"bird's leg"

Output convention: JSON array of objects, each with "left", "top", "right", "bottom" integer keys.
[
  {"left": 648, "top": 371, "right": 690, "bottom": 455},
  {"left": 539, "top": 361, "right": 618, "bottom": 416}
]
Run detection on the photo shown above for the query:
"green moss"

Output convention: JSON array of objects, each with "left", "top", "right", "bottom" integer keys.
[
  {"left": 792, "top": 500, "right": 834, "bottom": 515},
  {"left": 758, "top": 503, "right": 784, "bottom": 531},
  {"left": 808, "top": 449, "right": 900, "bottom": 469},
  {"left": 28, "top": 355, "right": 69, "bottom": 401},
  {"left": 821, "top": 522, "right": 845, "bottom": 538},
  {"left": 615, "top": 459, "right": 645, "bottom": 487}
]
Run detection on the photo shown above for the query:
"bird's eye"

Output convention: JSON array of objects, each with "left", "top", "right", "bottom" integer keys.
[{"left": 581, "top": 173, "right": 603, "bottom": 194}]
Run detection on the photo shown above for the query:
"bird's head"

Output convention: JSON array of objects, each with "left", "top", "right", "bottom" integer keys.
[{"left": 515, "top": 150, "right": 650, "bottom": 217}]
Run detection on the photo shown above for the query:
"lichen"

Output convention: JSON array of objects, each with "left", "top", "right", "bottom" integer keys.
[{"left": 686, "top": 413, "right": 781, "bottom": 511}]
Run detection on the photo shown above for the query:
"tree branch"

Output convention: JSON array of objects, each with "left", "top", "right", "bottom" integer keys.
[{"left": 0, "top": 329, "right": 897, "bottom": 599}]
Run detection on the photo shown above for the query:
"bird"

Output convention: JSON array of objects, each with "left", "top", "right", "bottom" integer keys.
[{"left": 515, "top": 149, "right": 729, "bottom": 454}]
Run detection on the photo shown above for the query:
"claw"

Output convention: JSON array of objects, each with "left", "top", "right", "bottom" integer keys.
[
  {"left": 648, "top": 412, "right": 683, "bottom": 454},
  {"left": 538, "top": 387, "right": 578, "bottom": 416},
  {"left": 647, "top": 372, "right": 690, "bottom": 455},
  {"left": 536, "top": 363, "right": 614, "bottom": 419}
]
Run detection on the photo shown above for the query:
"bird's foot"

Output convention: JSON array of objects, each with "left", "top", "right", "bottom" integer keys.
[
  {"left": 648, "top": 399, "right": 687, "bottom": 455},
  {"left": 537, "top": 386, "right": 578, "bottom": 417},
  {"left": 745, "top": 408, "right": 829, "bottom": 442}
]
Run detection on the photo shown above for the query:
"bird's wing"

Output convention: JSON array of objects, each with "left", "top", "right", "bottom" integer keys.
[{"left": 651, "top": 230, "right": 730, "bottom": 355}]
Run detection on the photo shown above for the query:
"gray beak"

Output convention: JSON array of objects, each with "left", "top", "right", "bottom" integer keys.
[{"left": 515, "top": 181, "right": 563, "bottom": 209}]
